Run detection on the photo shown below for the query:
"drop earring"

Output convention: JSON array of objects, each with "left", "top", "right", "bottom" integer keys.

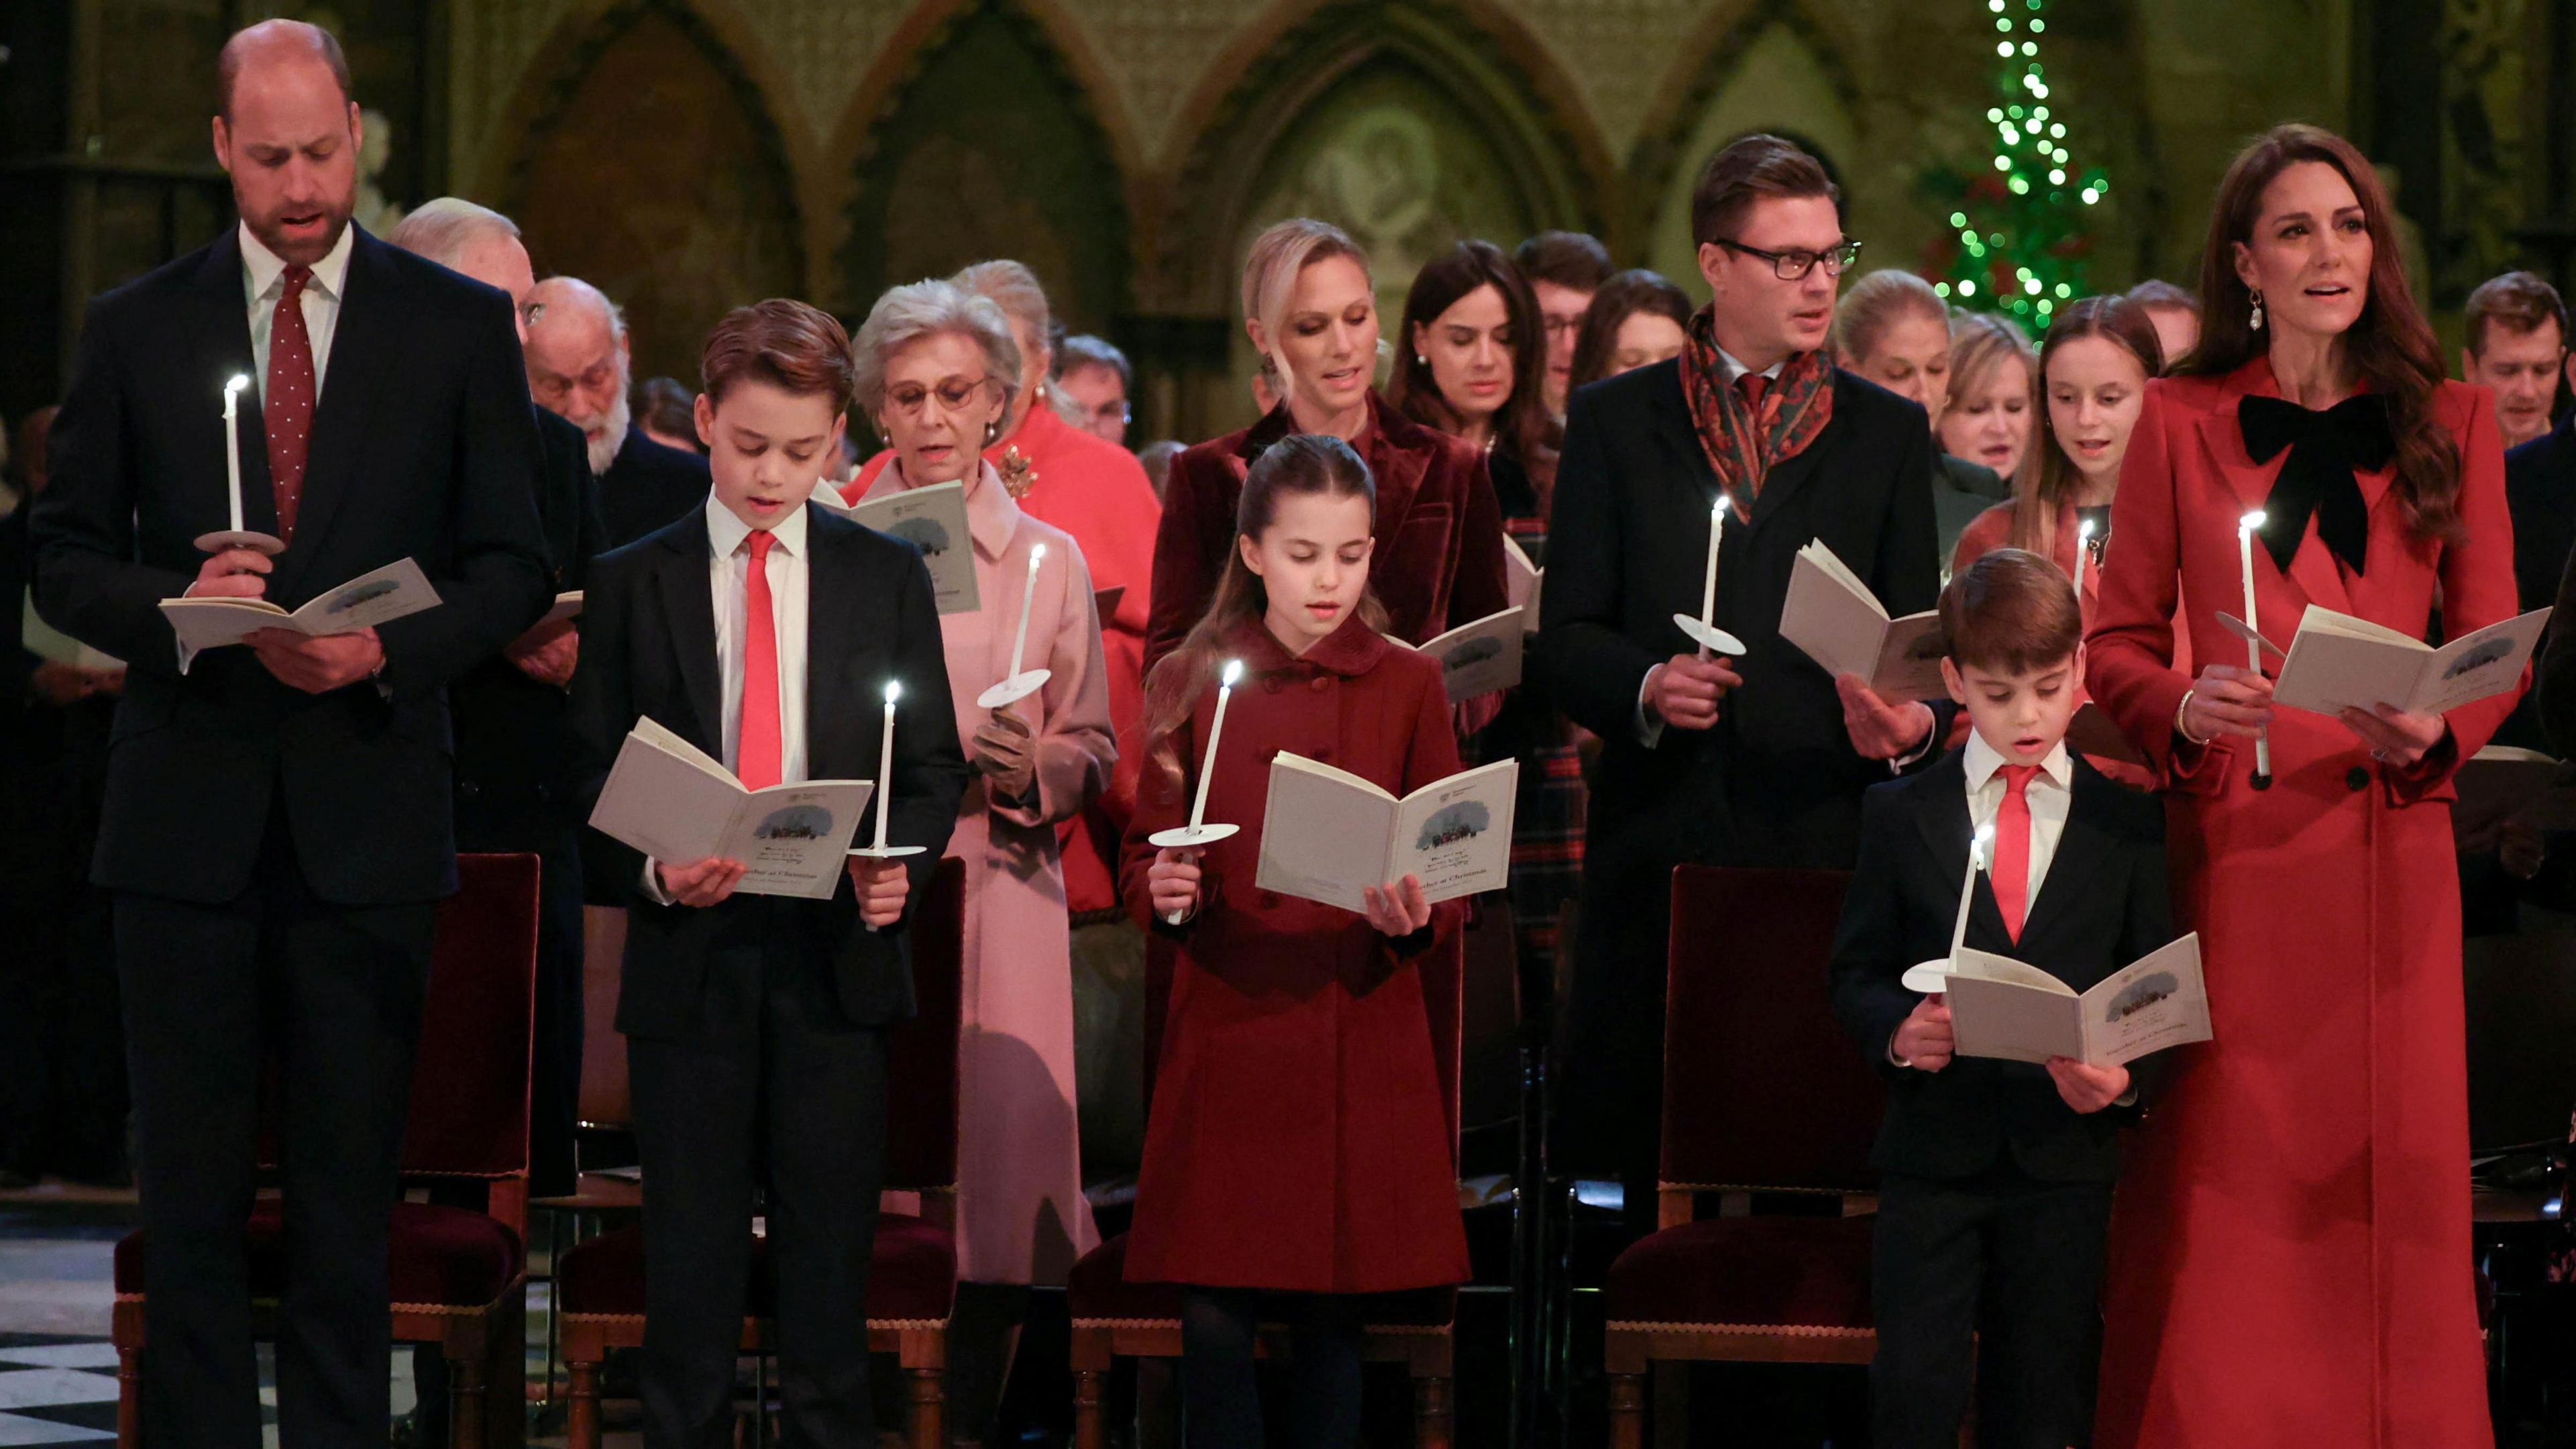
[{"left": 2248, "top": 288, "right": 2265, "bottom": 331}]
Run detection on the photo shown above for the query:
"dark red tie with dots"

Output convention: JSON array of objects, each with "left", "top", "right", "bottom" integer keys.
[{"left": 265, "top": 264, "right": 316, "bottom": 543}]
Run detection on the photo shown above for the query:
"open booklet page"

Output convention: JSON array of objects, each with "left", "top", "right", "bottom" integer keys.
[
  {"left": 1503, "top": 536, "right": 1542, "bottom": 616},
  {"left": 1779, "top": 539, "right": 1946, "bottom": 702},
  {"left": 587, "top": 716, "right": 875, "bottom": 900},
  {"left": 1254, "top": 754, "right": 1518, "bottom": 914},
  {"left": 1393, "top": 610, "right": 1526, "bottom": 704},
  {"left": 1945, "top": 932, "right": 2209, "bottom": 1069},
  {"left": 23, "top": 589, "right": 121, "bottom": 670},
  {"left": 809, "top": 478, "right": 981, "bottom": 614},
  {"left": 2271, "top": 604, "right": 2546, "bottom": 718},
  {"left": 158, "top": 557, "right": 441, "bottom": 653}
]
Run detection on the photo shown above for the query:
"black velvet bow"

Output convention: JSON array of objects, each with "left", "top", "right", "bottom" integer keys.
[{"left": 2237, "top": 393, "right": 2394, "bottom": 576}]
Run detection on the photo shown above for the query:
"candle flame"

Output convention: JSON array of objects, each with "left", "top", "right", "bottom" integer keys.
[
  {"left": 1030, "top": 543, "right": 1046, "bottom": 562},
  {"left": 883, "top": 680, "right": 902, "bottom": 704},
  {"left": 224, "top": 374, "right": 251, "bottom": 396},
  {"left": 2078, "top": 517, "right": 2096, "bottom": 540},
  {"left": 2240, "top": 510, "right": 2267, "bottom": 532},
  {"left": 1220, "top": 658, "right": 1244, "bottom": 688},
  {"left": 1974, "top": 821, "right": 1995, "bottom": 867}
]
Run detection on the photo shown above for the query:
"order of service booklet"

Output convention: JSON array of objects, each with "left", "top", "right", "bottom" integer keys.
[
  {"left": 1392, "top": 609, "right": 1528, "bottom": 704},
  {"left": 2269, "top": 604, "right": 2548, "bottom": 718},
  {"left": 23, "top": 589, "right": 121, "bottom": 671},
  {"left": 158, "top": 557, "right": 441, "bottom": 653},
  {"left": 1945, "top": 932, "right": 2211, "bottom": 1069},
  {"left": 1503, "top": 535, "right": 1542, "bottom": 617},
  {"left": 587, "top": 716, "right": 875, "bottom": 900},
  {"left": 1253, "top": 753, "right": 1519, "bottom": 914},
  {"left": 809, "top": 478, "right": 981, "bottom": 614},
  {"left": 1778, "top": 539, "right": 1947, "bottom": 702}
]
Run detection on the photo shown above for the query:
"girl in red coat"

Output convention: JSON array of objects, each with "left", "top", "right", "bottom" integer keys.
[
  {"left": 1122, "top": 433, "right": 1470, "bottom": 1448},
  {"left": 2085, "top": 124, "right": 2515, "bottom": 1446}
]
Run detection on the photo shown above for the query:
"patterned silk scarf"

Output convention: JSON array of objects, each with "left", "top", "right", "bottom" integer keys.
[{"left": 1677, "top": 305, "right": 1836, "bottom": 521}]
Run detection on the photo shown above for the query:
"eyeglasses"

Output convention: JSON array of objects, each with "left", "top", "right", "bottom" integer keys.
[
  {"left": 885, "top": 375, "right": 996, "bottom": 419},
  {"left": 1087, "top": 401, "right": 1133, "bottom": 426},
  {"left": 1541, "top": 314, "right": 1585, "bottom": 338},
  {"left": 1713, "top": 238, "right": 1864, "bottom": 280}
]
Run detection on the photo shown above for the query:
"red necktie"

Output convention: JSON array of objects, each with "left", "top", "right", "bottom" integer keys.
[
  {"left": 265, "top": 264, "right": 316, "bottom": 543},
  {"left": 1992, "top": 764, "right": 2040, "bottom": 941},
  {"left": 1735, "top": 370, "right": 1770, "bottom": 419},
  {"left": 738, "top": 530, "right": 783, "bottom": 790}
]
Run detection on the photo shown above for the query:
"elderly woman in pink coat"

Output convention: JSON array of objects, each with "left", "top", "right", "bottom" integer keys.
[{"left": 845, "top": 278, "right": 1113, "bottom": 1435}]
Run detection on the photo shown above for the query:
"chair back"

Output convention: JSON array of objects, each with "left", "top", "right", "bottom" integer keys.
[
  {"left": 401, "top": 853, "right": 543, "bottom": 1184},
  {"left": 1660, "top": 866, "right": 1880, "bottom": 1193},
  {"left": 885, "top": 858, "right": 967, "bottom": 1191},
  {"left": 574, "top": 904, "right": 631, "bottom": 1130}
]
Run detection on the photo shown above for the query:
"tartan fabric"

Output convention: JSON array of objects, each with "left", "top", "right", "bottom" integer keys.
[{"left": 1491, "top": 512, "right": 1587, "bottom": 966}]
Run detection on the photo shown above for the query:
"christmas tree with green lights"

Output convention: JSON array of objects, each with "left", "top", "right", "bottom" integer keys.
[{"left": 1919, "top": 0, "right": 2111, "bottom": 328}]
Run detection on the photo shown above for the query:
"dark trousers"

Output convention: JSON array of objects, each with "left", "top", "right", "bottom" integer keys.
[
  {"left": 1178, "top": 1288, "right": 1363, "bottom": 1449},
  {"left": 1871, "top": 1167, "right": 2115, "bottom": 1449},
  {"left": 115, "top": 817, "right": 434, "bottom": 1449},
  {"left": 628, "top": 902, "right": 888, "bottom": 1449},
  {"left": 454, "top": 808, "right": 584, "bottom": 1197}
]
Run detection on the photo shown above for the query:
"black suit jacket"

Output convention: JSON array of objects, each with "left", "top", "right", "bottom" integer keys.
[
  {"left": 1534, "top": 358, "right": 1945, "bottom": 877},
  {"left": 1829, "top": 749, "right": 2173, "bottom": 1184},
  {"left": 2517, "top": 413, "right": 2576, "bottom": 753},
  {"left": 451, "top": 408, "right": 607, "bottom": 838},
  {"left": 597, "top": 425, "right": 713, "bottom": 549},
  {"left": 570, "top": 502, "right": 971, "bottom": 1039},
  {"left": 30, "top": 225, "right": 552, "bottom": 905}
]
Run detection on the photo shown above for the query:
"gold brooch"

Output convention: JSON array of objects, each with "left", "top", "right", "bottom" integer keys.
[{"left": 999, "top": 445, "right": 1038, "bottom": 500}]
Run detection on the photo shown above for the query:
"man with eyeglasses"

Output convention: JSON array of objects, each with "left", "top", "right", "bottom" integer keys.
[
  {"left": 1514, "top": 230, "right": 1614, "bottom": 419},
  {"left": 1534, "top": 133, "right": 1945, "bottom": 1249},
  {"left": 526, "top": 275, "right": 712, "bottom": 547},
  {"left": 1055, "top": 333, "right": 1135, "bottom": 447}
]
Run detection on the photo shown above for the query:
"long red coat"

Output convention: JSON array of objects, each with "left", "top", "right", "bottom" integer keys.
[
  {"left": 1119, "top": 614, "right": 1472, "bottom": 1293},
  {"left": 855, "top": 402, "right": 1161, "bottom": 916},
  {"left": 2084, "top": 359, "right": 2513, "bottom": 1448},
  {"left": 1144, "top": 391, "right": 1509, "bottom": 674}
]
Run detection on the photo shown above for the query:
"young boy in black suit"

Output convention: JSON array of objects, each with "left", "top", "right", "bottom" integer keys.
[
  {"left": 1829, "top": 547, "right": 2174, "bottom": 1449},
  {"left": 572, "top": 299, "right": 970, "bottom": 1445}
]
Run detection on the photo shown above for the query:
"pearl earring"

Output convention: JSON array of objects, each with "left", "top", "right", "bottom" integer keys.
[{"left": 2248, "top": 288, "right": 2265, "bottom": 331}]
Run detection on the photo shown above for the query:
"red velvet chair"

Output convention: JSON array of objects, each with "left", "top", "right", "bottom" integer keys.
[
  {"left": 555, "top": 857, "right": 967, "bottom": 1449},
  {"left": 111, "top": 851, "right": 544, "bottom": 1448},
  {"left": 1067, "top": 930, "right": 1468, "bottom": 1448},
  {"left": 1602, "top": 866, "right": 1884, "bottom": 1449}
]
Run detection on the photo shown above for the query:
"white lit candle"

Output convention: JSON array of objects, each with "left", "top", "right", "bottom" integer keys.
[
  {"left": 1948, "top": 822, "right": 1994, "bottom": 962},
  {"left": 2238, "top": 510, "right": 2272, "bottom": 782},
  {"left": 1008, "top": 542, "right": 1046, "bottom": 681},
  {"left": 1698, "top": 500, "right": 1724, "bottom": 653},
  {"left": 1188, "top": 659, "right": 1245, "bottom": 830},
  {"left": 872, "top": 680, "right": 900, "bottom": 851},
  {"left": 222, "top": 374, "right": 251, "bottom": 535},
  {"left": 2073, "top": 516, "right": 2096, "bottom": 600}
]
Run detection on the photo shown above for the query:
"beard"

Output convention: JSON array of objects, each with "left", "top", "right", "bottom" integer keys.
[{"left": 572, "top": 368, "right": 633, "bottom": 476}]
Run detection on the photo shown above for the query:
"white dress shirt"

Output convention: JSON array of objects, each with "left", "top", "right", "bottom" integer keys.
[
  {"left": 643, "top": 497, "right": 811, "bottom": 900},
  {"left": 1962, "top": 731, "right": 2073, "bottom": 916},
  {"left": 241, "top": 221, "right": 353, "bottom": 402}
]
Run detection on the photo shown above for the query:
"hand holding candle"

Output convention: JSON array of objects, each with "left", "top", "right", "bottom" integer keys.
[
  {"left": 1150, "top": 657, "right": 1248, "bottom": 922},
  {"left": 2238, "top": 510, "right": 2273, "bottom": 787}
]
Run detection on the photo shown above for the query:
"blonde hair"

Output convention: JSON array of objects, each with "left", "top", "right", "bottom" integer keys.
[
  {"left": 1937, "top": 311, "right": 2036, "bottom": 438},
  {"left": 1240, "top": 218, "right": 1373, "bottom": 395},
  {"left": 1833, "top": 269, "right": 1949, "bottom": 367}
]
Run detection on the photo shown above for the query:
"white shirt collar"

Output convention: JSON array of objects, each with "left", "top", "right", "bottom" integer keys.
[
  {"left": 1713, "top": 344, "right": 1786, "bottom": 384},
  {"left": 704, "top": 494, "right": 810, "bottom": 561},
  {"left": 1962, "top": 729, "right": 2072, "bottom": 794},
  {"left": 239, "top": 221, "right": 354, "bottom": 304}
]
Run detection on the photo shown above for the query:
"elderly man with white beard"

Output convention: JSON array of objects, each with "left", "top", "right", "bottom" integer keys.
[{"left": 525, "top": 275, "right": 711, "bottom": 547}]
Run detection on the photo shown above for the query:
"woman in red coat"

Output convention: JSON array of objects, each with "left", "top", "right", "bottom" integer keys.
[
  {"left": 1123, "top": 433, "right": 1470, "bottom": 1447},
  {"left": 1144, "top": 217, "right": 1509, "bottom": 676},
  {"left": 2084, "top": 125, "right": 2514, "bottom": 1447}
]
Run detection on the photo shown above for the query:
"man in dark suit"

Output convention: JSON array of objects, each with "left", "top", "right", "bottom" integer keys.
[
  {"left": 388, "top": 198, "right": 607, "bottom": 1200},
  {"left": 1533, "top": 133, "right": 1945, "bottom": 1222},
  {"left": 1829, "top": 550, "right": 2170, "bottom": 1448},
  {"left": 28, "top": 21, "right": 551, "bottom": 1444},
  {"left": 570, "top": 300, "right": 968, "bottom": 1444},
  {"left": 527, "top": 274, "right": 715, "bottom": 548}
]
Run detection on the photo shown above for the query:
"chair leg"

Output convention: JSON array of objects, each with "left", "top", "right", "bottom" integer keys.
[
  {"left": 116, "top": 1346, "right": 140, "bottom": 1449},
  {"left": 566, "top": 1360, "right": 598, "bottom": 1449},
  {"left": 447, "top": 1347, "right": 486, "bottom": 1448},
  {"left": 1072, "top": 1367, "right": 1106, "bottom": 1449},
  {"left": 1608, "top": 1371, "right": 1645, "bottom": 1449},
  {"left": 1413, "top": 1371, "right": 1454, "bottom": 1449},
  {"left": 908, "top": 1364, "right": 945, "bottom": 1449}
]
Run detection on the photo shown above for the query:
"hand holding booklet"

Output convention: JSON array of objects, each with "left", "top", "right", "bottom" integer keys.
[
  {"left": 2267, "top": 603, "right": 2547, "bottom": 718},
  {"left": 1945, "top": 932, "right": 2210, "bottom": 1069},
  {"left": 158, "top": 557, "right": 440, "bottom": 653},
  {"left": 1779, "top": 539, "right": 1947, "bottom": 702},
  {"left": 588, "top": 716, "right": 875, "bottom": 900},
  {"left": 809, "top": 478, "right": 981, "bottom": 614},
  {"left": 1253, "top": 754, "right": 1519, "bottom": 914}
]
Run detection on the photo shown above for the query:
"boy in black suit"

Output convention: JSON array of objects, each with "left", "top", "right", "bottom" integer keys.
[
  {"left": 1829, "top": 548, "right": 2174, "bottom": 1449},
  {"left": 572, "top": 299, "right": 969, "bottom": 1445}
]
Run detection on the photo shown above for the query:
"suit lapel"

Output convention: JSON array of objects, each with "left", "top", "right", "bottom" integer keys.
[
  {"left": 2014, "top": 765, "right": 2109, "bottom": 948},
  {"left": 657, "top": 515, "right": 724, "bottom": 752},
  {"left": 1363, "top": 394, "right": 1434, "bottom": 537},
  {"left": 1748, "top": 427, "right": 1831, "bottom": 533},
  {"left": 275, "top": 226, "right": 392, "bottom": 596},
  {"left": 190, "top": 233, "right": 282, "bottom": 541},
  {"left": 1909, "top": 754, "right": 2006, "bottom": 943},
  {"left": 804, "top": 511, "right": 855, "bottom": 769}
]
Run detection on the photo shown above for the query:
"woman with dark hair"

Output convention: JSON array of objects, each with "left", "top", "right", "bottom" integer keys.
[
  {"left": 1388, "top": 240, "right": 1585, "bottom": 972},
  {"left": 1566, "top": 268, "right": 1693, "bottom": 398},
  {"left": 2084, "top": 123, "right": 2514, "bottom": 1446}
]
